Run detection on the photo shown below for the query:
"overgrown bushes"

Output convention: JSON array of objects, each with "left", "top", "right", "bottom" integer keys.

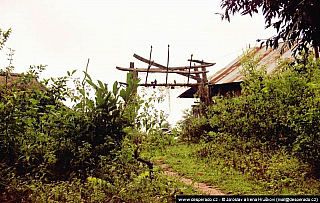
[
  {"left": 1, "top": 66, "right": 136, "bottom": 179},
  {"left": 0, "top": 60, "right": 199, "bottom": 201},
  {"left": 177, "top": 109, "right": 211, "bottom": 142},
  {"left": 195, "top": 132, "right": 315, "bottom": 194},
  {"left": 178, "top": 50, "right": 320, "bottom": 192},
  {"left": 0, "top": 64, "right": 141, "bottom": 194}
]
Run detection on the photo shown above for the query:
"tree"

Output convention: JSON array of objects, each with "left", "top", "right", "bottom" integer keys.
[
  {"left": 219, "top": 0, "right": 320, "bottom": 58},
  {"left": 0, "top": 28, "right": 11, "bottom": 50}
]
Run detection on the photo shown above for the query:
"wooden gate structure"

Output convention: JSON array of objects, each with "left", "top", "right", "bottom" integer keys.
[{"left": 116, "top": 45, "right": 216, "bottom": 106}]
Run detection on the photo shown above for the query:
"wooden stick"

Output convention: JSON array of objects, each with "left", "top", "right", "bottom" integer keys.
[
  {"left": 116, "top": 66, "right": 209, "bottom": 74},
  {"left": 139, "top": 83, "right": 201, "bottom": 87},
  {"left": 188, "top": 54, "right": 193, "bottom": 84},
  {"left": 133, "top": 54, "right": 201, "bottom": 81},
  {"left": 134, "top": 54, "right": 214, "bottom": 69},
  {"left": 145, "top": 46, "right": 153, "bottom": 84},
  {"left": 166, "top": 45, "right": 169, "bottom": 85},
  {"left": 168, "top": 64, "right": 214, "bottom": 70},
  {"left": 119, "top": 81, "right": 202, "bottom": 87},
  {"left": 188, "top": 59, "right": 215, "bottom": 65},
  {"left": 194, "top": 63, "right": 201, "bottom": 83}
]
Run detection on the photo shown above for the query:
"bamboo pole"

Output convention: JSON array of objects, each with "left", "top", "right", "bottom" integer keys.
[
  {"left": 145, "top": 46, "right": 153, "bottom": 84},
  {"left": 166, "top": 45, "right": 170, "bottom": 86},
  {"left": 134, "top": 54, "right": 214, "bottom": 70},
  {"left": 116, "top": 66, "right": 209, "bottom": 74},
  {"left": 188, "top": 59, "right": 214, "bottom": 65},
  {"left": 133, "top": 54, "right": 201, "bottom": 81},
  {"left": 119, "top": 81, "right": 201, "bottom": 87},
  {"left": 314, "top": 45, "right": 319, "bottom": 59},
  {"left": 193, "top": 63, "right": 201, "bottom": 83},
  {"left": 188, "top": 54, "right": 193, "bottom": 84}
]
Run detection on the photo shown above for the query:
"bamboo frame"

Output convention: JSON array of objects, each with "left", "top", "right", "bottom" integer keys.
[
  {"left": 133, "top": 54, "right": 201, "bottom": 81},
  {"left": 119, "top": 81, "right": 202, "bottom": 87},
  {"left": 116, "top": 66, "right": 209, "bottom": 74}
]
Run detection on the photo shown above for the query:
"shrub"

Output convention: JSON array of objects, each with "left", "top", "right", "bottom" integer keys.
[
  {"left": 177, "top": 110, "right": 212, "bottom": 143},
  {"left": 195, "top": 132, "right": 315, "bottom": 194},
  {"left": 204, "top": 52, "right": 320, "bottom": 177},
  {"left": 0, "top": 66, "right": 140, "bottom": 189}
]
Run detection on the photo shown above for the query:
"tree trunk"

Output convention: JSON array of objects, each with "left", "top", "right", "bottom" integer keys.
[{"left": 314, "top": 44, "right": 319, "bottom": 59}]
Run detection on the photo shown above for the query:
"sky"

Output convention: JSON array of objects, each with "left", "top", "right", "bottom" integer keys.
[{"left": 0, "top": 0, "right": 276, "bottom": 126}]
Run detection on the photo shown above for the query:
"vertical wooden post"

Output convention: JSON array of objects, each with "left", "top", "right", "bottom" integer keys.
[
  {"left": 202, "top": 64, "right": 210, "bottom": 106},
  {"left": 131, "top": 62, "right": 138, "bottom": 81},
  {"left": 127, "top": 62, "right": 138, "bottom": 94},
  {"left": 201, "top": 67, "right": 208, "bottom": 83},
  {"left": 193, "top": 64, "right": 201, "bottom": 83},
  {"left": 166, "top": 45, "right": 170, "bottom": 86},
  {"left": 127, "top": 62, "right": 132, "bottom": 83},
  {"left": 314, "top": 45, "right": 319, "bottom": 59},
  {"left": 145, "top": 46, "right": 153, "bottom": 84},
  {"left": 188, "top": 54, "right": 193, "bottom": 84}
]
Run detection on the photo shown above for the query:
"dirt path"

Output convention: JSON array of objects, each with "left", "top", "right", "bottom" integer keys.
[{"left": 160, "top": 163, "right": 226, "bottom": 195}]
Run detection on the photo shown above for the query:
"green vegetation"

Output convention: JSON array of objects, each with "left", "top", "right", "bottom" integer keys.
[
  {"left": 220, "top": 0, "right": 320, "bottom": 57},
  {"left": 0, "top": 28, "right": 11, "bottom": 50},
  {"left": 150, "top": 142, "right": 320, "bottom": 195},
  {"left": 173, "top": 50, "right": 320, "bottom": 195},
  {"left": 1, "top": 27, "right": 320, "bottom": 202},
  {"left": 0, "top": 54, "right": 201, "bottom": 201}
]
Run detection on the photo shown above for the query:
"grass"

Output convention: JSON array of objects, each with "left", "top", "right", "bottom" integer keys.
[
  {"left": 142, "top": 141, "right": 320, "bottom": 195},
  {"left": 145, "top": 142, "right": 255, "bottom": 195},
  {"left": 1, "top": 167, "right": 204, "bottom": 202}
]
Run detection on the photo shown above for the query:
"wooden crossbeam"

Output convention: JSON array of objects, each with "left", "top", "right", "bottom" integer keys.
[
  {"left": 119, "top": 81, "right": 202, "bottom": 87},
  {"left": 139, "top": 83, "right": 200, "bottom": 87},
  {"left": 134, "top": 54, "right": 215, "bottom": 70},
  {"left": 133, "top": 54, "right": 201, "bottom": 81},
  {"left": 116, "top": 66, "right": 209, "bottom": 74},
  {"left": 169, "top": 64, "right": 215, "bottom": 70},
  {"left": 188, "top": 59, "right": 214, "bottom": 65}
]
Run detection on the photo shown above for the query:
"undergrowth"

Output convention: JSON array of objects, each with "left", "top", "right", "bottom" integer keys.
[
  {"left": 150, "top": 142, "right": 320, "bottom": 195},
  {"left": 0, "top": 35, "right": 200, "bottom": 201},
  {"left": 173, "top": 50, "right": 320, "bottom": 195}
]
